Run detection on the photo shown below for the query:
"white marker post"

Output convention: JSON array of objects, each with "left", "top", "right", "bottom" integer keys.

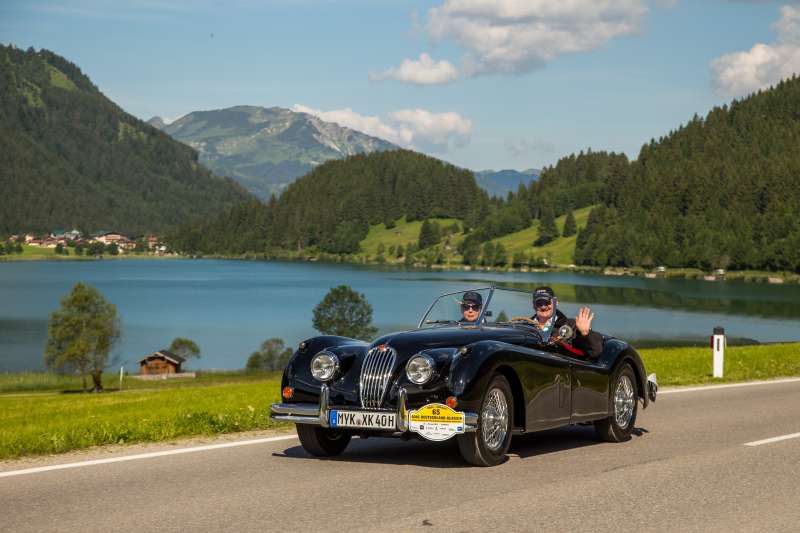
[
  {"left": 712, "top": 326, "right": 725, "bottom": 378},
  {"left": 119, "top": 366, "right": 124, "bottom": 391}
]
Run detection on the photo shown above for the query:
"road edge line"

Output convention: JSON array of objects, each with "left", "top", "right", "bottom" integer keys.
[
  {"left": 0, "top": 434, "right": 298, "bottom": 479},
  {"left": 660, "top": 377, "right": 800, "bottom": 395}
]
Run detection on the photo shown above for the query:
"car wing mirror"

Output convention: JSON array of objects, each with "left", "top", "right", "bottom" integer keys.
[{"left": 483, "top": 310, "right": 493, "bottom": 317}]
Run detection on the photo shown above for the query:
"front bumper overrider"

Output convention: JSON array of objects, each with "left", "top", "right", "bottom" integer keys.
[{"left": 270, "top": 385, "right": 479, "bottom": 433}]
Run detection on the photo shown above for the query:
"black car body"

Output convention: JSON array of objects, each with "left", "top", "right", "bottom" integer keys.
[{"left": 272, "top": 287, "right": 657, "bottom": 466}]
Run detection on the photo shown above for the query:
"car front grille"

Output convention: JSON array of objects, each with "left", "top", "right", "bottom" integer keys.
[{"left": 359, "top": 345, "right": 397, "bottom": 409}]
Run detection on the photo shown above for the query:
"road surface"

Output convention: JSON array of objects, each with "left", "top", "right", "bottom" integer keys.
[{"left": 3, "top": 379, "right": 800, "bottom": 532}]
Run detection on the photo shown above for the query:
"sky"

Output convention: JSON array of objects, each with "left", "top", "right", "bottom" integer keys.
[{"left": 1, "top": 0, "right": 797, "bottom": 171}]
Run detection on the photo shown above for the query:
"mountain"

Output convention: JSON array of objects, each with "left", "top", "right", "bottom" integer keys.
[
  {"left": 155, "top": 106, "right": 398, "bottom": 200},
  {"left": 475, "top": 168, "right": 540, "bottom": 197},
  {"left": 575, "top": 76, "right": 800, "bottom": 271},
  {"left": 0, "top": 45, "right": 251, "bottom": 235},
  {"left": 146, "top": 116, "right": 166, "bottom": 129},
  {"left": 168, "top": 149, "right": 490, "bottom": 255}
]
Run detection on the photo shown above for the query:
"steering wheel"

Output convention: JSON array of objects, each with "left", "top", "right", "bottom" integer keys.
[{"left": 510, "top": 316, "right": 537, "bottom": 325}]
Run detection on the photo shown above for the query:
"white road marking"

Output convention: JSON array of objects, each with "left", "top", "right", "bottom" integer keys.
[
  {"left": 0, "top": 434, "right": 298, "bottom": 479},
  {"left": 744, "top": 432, "right": 800, "bottom": 447},
  {"left": 660, "top": 377, "right": 800, "bottom": 395}
]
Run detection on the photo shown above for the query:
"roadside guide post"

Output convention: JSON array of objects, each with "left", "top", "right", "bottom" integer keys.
[
  {"left": 119, "top": 366, "right": 124, "bottom": 391},
  {"left": 712, "top": 326, "right": 725, "bottom": 378}
]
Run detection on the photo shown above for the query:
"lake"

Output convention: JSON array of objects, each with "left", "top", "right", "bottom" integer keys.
[{"left": 1, "top": 259, "right": 799, "bottom": 372}]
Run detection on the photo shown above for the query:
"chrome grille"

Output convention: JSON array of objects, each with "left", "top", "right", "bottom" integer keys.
[{"left": 359, "top": 345, "right": 397, "bottom": 408}]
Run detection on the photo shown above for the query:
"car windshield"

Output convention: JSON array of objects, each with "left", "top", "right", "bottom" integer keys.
[{"left": 419, "top": 287, "right": 535, "bottom": 328}]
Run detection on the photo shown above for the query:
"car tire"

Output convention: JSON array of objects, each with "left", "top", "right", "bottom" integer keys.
[
  {"left": 296, "top": 424, "right": 352, "bottom": 457},
  {"left": 457, "top": 374, "right": 514, "bottom": 467},
  {"left": 594, "top": 363, "right": 638, "bottom": 442}
]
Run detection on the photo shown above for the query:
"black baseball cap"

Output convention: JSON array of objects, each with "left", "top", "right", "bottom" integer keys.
[
  {"left": 533, "top": 286, "right": 554, "bottom": 306},
  {"left": 461, "top": 291, "right": 483, "bottom": 307}
]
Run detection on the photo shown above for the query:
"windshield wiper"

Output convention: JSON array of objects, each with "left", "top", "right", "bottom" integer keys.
[{"left": 424, "top": 319, "right": 458, "bottom": 325}]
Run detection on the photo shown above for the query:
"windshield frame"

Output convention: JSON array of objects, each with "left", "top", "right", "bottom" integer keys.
[{"left": 418, "top": 286, "right": 537, "bottom": 328}]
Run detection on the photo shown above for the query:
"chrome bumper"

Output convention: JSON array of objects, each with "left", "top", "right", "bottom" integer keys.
[{"left": 271, "top": 385, "right": 479, "bottom": 432}]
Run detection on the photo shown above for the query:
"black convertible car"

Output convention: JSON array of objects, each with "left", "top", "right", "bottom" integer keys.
[{"left": 271, "top": 287, "right": 657, "bottom": 466}]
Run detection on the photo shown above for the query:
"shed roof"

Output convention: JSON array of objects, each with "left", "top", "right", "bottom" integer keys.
[{"left": 138, "top": 350, "right": 186, "bottom": 365}]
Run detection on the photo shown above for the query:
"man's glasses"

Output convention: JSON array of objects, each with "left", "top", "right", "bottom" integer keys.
[
  {"left": 535, "top": 300, "right": 552, "bottom": 309},
  {"left": 461, "top": 303, "right": 480, "bottom": 311}
]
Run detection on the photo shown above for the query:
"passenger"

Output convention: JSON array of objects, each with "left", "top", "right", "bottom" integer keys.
[
  {"left": 459, "top": 291, "right": 483, "bottom": 324},
  {"left": 531, "top": 286, "right": 603, "bottom": 358}
]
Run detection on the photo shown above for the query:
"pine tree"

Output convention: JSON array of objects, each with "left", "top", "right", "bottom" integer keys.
[
  {"left": 562, "top": 210, "right": 577, "bottom": 237},
  {"left": 535, "top": 208, "right": 559, "bottom": 246}
]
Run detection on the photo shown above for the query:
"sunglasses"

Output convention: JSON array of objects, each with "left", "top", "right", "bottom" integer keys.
[
  {"left": 535, "top": 300, "right": 553, "bottom": 308},
  {"left": 461, "top": 303, "right": 480, "bottom": 311}
]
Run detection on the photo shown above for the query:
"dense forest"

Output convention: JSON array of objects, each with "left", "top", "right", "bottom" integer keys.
[
  {"left": 168, "top": 150, "right": 489, "bottom": 254},
  {"left": 170, "top": 76, "right": 800, "bottom": 273},
  {"left": 0, "top": 45, "right": 250, "bottom": 235},
  {"left": 575, "top": 76, "right": 800, "bottom": 271}
]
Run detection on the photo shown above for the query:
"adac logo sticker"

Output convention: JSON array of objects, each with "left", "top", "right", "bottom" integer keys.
[{"left": 408, "top": 403, "right": 466, "bottom": 442}]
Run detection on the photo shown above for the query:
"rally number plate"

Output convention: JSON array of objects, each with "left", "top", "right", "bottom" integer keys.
[{"left": 329, "top": 410, "right": 396, "bottom": 430}]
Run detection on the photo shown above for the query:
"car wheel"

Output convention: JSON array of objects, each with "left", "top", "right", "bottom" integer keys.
[
  {"left": 296, "top": 424, "right": 352, "bottom": 457},
  {"left": 594, "top": 363, "right": 638, "bottom": 442},
  {"left": 457, "top": 374, "right": 513, "bottom": 466}
]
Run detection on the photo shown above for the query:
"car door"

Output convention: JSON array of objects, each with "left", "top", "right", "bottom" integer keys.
[{"left": 520, "top": 336, "right": 572, "bottom": 431}]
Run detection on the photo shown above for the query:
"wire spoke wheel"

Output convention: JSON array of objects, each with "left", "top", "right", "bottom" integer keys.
[
  {"left": 614, "top": 374, "right": 636, "bottom": 429},
  {"left": 481, "top": 387, "right": 509, "bottom": 451}
]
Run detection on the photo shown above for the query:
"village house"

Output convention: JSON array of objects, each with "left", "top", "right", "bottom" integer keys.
[{"left": 138, "top": 350, "right": 186, "bottom": 375}]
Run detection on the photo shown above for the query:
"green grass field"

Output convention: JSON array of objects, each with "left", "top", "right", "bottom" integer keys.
[
  {"left": 639, "top": 343, "right": 800, "bottom": 386},
  {"left": 0, "top": 372, "right": 284, "bottom": 460},
  {"left": 360, "top": 216, "right": 461, "bottom": 257},
  {"left": 490, "top": 205, "right": 593, "bottom": 265}
]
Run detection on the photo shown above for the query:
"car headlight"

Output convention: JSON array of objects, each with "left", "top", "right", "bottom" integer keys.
[
  {"left": 310, "top": 352, "right": 339, "bottom": 382},
  {"left": 406, "top": 354, "right": 435, "bottom": 385}
]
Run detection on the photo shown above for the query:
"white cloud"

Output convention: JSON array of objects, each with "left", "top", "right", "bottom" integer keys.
[
  {"left": 380, "top": 0, "right": 647, "bottom": 83},
  {"left": 291, "top": 105, "right": 472, "bottom": 153},
  {"left": 370, "top": 53, "right": 459, "bottom": 85},
  {"left": 711, "top": 6, "right": 800, "bottom": 97}
]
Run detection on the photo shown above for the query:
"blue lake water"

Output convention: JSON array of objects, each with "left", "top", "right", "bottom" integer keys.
[{"left": 1, "top": 260, "right": 799, "bottom": 372}]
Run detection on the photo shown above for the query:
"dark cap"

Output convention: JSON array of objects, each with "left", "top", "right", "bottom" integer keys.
[
  {"left": 533, "top": 286, "right": 555, "bottom": 306},
  {"left": 461, "top": 291, "right": 483, "bottom": 307}
]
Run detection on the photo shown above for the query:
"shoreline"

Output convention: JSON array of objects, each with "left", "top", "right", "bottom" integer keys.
[{"left": 3, "top": 251, "right": 798, "bottom": 284}]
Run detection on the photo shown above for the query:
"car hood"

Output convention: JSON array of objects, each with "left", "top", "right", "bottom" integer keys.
[{"left": 372, "top": 325, "right": 527, "bottom": 357}]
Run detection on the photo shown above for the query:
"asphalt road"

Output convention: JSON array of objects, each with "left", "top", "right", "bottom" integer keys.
[{"left": 3, "top": 380, "right": 800, "bottom": 532}]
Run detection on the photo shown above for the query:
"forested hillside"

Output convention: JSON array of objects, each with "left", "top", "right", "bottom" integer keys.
[
  {"left": 169, "top": 150, "right": 489, "bottom": 254},
  {"left": 576, "top": 76, "right": 800, "bottom": 271},
  {"left": 0, "top": 45, "right": 250, "bottom": 235}
]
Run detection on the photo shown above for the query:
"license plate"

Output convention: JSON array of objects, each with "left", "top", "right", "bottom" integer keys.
[{"left": 329, "top": 410, "right": 396, "bottom": 430}]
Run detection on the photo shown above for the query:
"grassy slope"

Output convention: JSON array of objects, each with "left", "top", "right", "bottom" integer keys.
[
  {"left": 490, "top": 206, "right": 593, "bottom": 265},
  {"left": 360, "top": 216, "right": 460, "bottom": 256}
]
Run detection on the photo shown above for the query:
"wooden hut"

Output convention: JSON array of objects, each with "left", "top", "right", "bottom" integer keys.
[{"left": 139, "top": 350, "right": 186, "bottom": 375}]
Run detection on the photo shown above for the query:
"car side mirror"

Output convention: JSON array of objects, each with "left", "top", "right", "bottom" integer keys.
[
  {"left": 558, "top": 324, "right": 574, "bottom": 339},
  {"left": 483, "top": 310, "right": 493, "bottom": 317}
]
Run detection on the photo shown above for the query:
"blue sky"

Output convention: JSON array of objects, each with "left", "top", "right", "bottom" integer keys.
[{"left": 2, "top": 1, "right": 795, "bottom": 171}]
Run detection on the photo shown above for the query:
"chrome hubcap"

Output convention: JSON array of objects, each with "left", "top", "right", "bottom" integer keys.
[
  {"left": 614, "top": 375, "right": 636, "bottom": 429},
  {"left": 481, "top": 388, "right": 509, "bottom": 451}
]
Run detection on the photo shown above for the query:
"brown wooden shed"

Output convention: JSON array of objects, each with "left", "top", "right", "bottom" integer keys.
[{"left": 138, "top": 350, "right": 186, "bottom": 375}]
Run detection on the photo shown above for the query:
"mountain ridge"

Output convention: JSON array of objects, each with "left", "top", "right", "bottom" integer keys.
[{"left": 154, "top": 105, "right": 398, "bottom": 199}]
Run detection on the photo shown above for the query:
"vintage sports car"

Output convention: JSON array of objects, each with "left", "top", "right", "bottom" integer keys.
[{"left": 271, "top": 287, "right": 657, "bottom": 466}]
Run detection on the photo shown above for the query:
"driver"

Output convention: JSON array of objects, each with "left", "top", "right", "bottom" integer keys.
[
  {"left": 459, "top": 291, "right": 483, "bottom": 324},
  {"left": 532, "top": 286, "right": 603, "bottom": 358}
]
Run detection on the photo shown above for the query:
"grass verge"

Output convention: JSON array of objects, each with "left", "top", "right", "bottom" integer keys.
[
  {"left": 0, "top": 372, "right": 284, "bottom": 460},
  {"left": 2, "top": 343, "right": 799, "bottom": 460},
  {"left": 640, "top": 343, "right": 800, "bottom": 386}
]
